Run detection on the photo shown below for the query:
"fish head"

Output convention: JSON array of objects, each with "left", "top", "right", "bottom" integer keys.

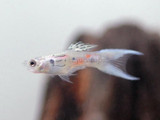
[
  {"left": 25, "top": 57, "right": 51, "bottom": 73},
  {"left": 25, "top": 56, "right": 62, "bottom": 74}
]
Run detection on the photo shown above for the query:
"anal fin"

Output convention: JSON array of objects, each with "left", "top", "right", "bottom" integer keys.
[{"left": 59, "top": 75, "right": 73, "bottom": 83}]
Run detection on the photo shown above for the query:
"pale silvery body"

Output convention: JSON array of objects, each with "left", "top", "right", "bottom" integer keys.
[{"left": 26, "top": 42, "right": 143, "bottom": 83}]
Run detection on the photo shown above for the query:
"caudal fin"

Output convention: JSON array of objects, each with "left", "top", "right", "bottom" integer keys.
[{"left": 98, "top": 49, "right": 143, "bottom": 80}]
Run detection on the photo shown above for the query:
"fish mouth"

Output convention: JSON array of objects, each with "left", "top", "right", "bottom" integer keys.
[
  {"left": 23, "top": 60, "right": 31, "bottom": 70},
  {"left": 23, "top": 60, "right": 28, "bottom": 66}
]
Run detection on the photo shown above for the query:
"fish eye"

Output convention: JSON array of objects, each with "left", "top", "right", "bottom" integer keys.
[{"left": 29, "top": 59, "right": 36, "bottom": 67}]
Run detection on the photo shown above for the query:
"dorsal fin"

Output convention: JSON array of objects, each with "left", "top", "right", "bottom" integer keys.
[{"left": 68, "top": 41, "right": 97, "bottom": 52}]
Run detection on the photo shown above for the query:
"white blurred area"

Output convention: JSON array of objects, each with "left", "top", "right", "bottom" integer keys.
[{"left": 0, "top": 0, "right": 159, "bottom": 120}]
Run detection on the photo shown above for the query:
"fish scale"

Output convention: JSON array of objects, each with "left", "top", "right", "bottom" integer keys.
[{"left": 25, "top": 42, "right": 143, "bottom": 83}]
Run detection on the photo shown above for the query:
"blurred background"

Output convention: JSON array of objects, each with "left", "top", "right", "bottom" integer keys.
[{"left": 0, "top": 0, "right": 160, "bottom": 120}]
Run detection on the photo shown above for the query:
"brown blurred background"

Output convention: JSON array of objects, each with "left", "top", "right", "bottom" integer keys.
[
  {"left": 40, "top": 24, "right": 160, "bottom": 120},
  {"left": 1, "top": 0, "right": 160, "bottom": 119}
]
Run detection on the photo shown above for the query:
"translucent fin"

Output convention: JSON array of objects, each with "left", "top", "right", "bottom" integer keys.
[
  {"left": 58, "top": 66, "right": 86, "bottom": 83},
  {"left": 104, "top": 63, "right": 139, "bottom": 80},
  {"left": 98, "top": 49, "right": 143, "bottom": 80},
  {"left": 68, "top": 41, "right": 97, "bottom": 52},
  {"left": 59, "top": 75, "right": 73, "bottom": 83}
]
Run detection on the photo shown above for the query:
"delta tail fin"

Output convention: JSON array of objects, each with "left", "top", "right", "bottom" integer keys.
[{"left": 98, "top": 49, "right": 143, "bottom": 80}]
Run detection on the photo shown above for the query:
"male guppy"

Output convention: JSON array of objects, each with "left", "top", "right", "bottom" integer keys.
[{"left": 26, "top": 42, "right": 143, "bottom": 83}]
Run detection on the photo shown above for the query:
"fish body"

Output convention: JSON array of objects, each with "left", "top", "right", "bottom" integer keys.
[{"left": 26, "top": 42, "right": 143, "bottom": 83}]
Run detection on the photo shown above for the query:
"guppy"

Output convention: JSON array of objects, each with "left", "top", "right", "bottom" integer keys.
[{"left": 26, "top": 41, "right": 143, "bottom": 83}]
